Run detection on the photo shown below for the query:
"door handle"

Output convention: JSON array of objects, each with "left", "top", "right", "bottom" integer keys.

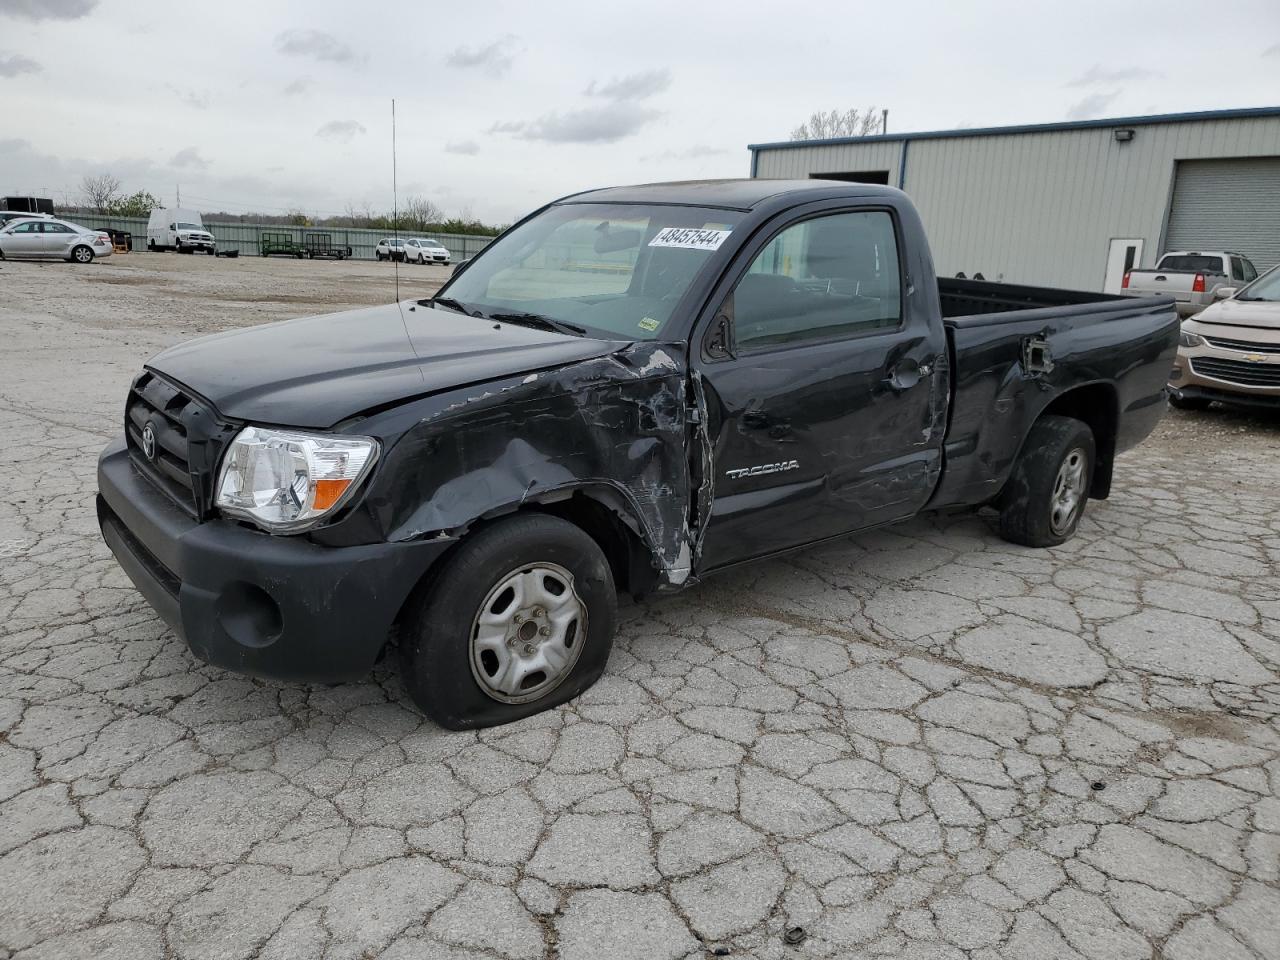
[{"left": 885, "top": 359, "right": 926, "bottom": 391}]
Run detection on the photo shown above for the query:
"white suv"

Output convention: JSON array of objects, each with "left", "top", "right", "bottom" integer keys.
[
  {"left": 375, "top": 238, "right": 405, "bottom": 261},
  {"left": 404, "top": 238, "right": 450, "bottom": 264}
]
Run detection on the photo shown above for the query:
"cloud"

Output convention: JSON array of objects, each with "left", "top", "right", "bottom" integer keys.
[
  {"left": 165, "top": 85, "right": 210, "bottom": 110},
  {"left": 0, "top": 0, "right": 96, "bottom": 21},
  {"left": 490, "top": 103, "right": 661, "bottom": 144},
  {"left": 586, "top": 68, "right": 671, "bottom": 101},
  {"left": 444, "top": 140, "right": 480, "bottom": 155},
  {"left": 275, "top": 29, "right": 359, "bottom": 65},
  {"left": 170, "top": 147, "right": 208, "bottom": 170},
  {"left": 316, "top": 120, "right": 366, "bottom": 143},
  {"left": 1066, "top": 91, "right": 1121, "bottom": 121},
  {"left": 283, "top": 77, "right": 312, "bottom": 96},
  {"left": 0, "top": 53, "right": 40, "bottom": 77},
  {"left": 446, "top": 36, "right": 517, "bottom": 76},
  {"left": 642, "top": 144, "right": 728, "bottom": 161},
  {"left": 1067, "top": 64, "right": 1158, "bottom": 87},
  {"left": 1265, "top": 43, "right": 1280, "bottom": 57}
]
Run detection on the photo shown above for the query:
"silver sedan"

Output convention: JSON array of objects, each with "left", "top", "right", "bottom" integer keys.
[{"left": 0, "top": 217, "right": 114, "bottom": 263}]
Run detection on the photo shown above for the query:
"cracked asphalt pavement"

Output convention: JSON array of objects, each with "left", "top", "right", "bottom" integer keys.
[{"left": 2, "top": 254, "right": 1279, "bottom": 959}]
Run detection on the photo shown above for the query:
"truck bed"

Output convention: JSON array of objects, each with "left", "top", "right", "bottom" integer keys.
[
  {"left": 938, "top": 277, "right": 1123, "bottom": 323},
  {"left": 928, "top": 277, "right": 1178, "bottom": 511}
]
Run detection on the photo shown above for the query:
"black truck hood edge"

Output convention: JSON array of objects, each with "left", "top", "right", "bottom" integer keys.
[{"left": 148, "top": 302, "right": 622, "bottom": 428}]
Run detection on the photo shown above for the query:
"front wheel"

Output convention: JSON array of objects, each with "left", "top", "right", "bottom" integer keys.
[
  {"left": 71, "top": 245, "right": 94, "bottom": 264},
  {"left": 998, "top": 415, "right": 1095, "bottom": 548},
  {"left": 398, "top": 513, "right": 617, "bottom": 730}
]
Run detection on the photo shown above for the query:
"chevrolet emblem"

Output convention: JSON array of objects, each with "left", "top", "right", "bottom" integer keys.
[{"left": 1243, "top": 353, "right": 1268, "bottom": 363}]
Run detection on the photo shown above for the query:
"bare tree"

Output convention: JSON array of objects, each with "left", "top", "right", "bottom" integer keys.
[
  {"left": 80, "top": 172, "right": 122, "bottom": 213},
  {"left": 789, "top": 108, "right": 884, "bottom": 141},
  {"left": 342, "top": 200, "right": 374, "bottom": 228},
  {"left": 401, "top": 195, "right": 444, "bottom": 230}
]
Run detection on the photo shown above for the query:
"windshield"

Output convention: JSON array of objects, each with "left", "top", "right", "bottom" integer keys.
[
  {"left": 425, "top": 240, "right": 443, "bottom": 247},
  {"left": 177, "top": 221, "right": 202, "bottom": 231},
  {"left": 437, "top": 202, "right": 742, "bottom": 340},
  {"left": 1158, "top": 254, "right": 1222, "bottom": 273},
  {"left": 1237, "top": 265, "right": 1280, "bottom": 302}
]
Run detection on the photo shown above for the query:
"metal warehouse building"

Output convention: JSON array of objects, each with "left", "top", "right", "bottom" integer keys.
[{"left": 748, "top": 106, "right": 1280, "bottom": 293}]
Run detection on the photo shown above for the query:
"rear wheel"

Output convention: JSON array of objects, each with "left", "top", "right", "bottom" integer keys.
[
  {"left": 71, "top": 245, "right": 94, "bottom": 264},
  {"left": 998, "top": 415, "right": 1095, "bottom": 548},
  {"left": 398, "top": 513, "right": 617, "bottom": 730}
]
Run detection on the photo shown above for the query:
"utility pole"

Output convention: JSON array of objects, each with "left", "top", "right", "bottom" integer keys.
[
  {"left": 882, "top": 109, "right": 889, "bottom": 135},
  {"left": 176, "top": 183, "right": 181, "bottom": 207}
]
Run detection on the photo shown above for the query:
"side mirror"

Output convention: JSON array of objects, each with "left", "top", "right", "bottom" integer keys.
[{"left": 1213, "top": 286, "right": 1237, "bottom": 301}]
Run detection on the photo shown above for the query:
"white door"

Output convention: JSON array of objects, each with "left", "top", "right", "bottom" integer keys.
[{"left": 1104, "top": 238, "right": 1144, "bottom": 294}]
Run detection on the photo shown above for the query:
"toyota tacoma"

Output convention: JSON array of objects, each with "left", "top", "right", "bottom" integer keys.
[{"left": 98, "top": 180, "right": 1179, "bottom": 729}]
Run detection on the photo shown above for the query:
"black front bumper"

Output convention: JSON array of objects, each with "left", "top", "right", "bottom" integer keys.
[
  {"left": 97, "top": 437, "right": 450, "bottom": 683},
  {"left": 1170, "top": 384, "right": 1280, "bottom": 411}
]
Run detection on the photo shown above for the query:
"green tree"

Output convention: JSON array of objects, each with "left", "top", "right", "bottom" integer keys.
[{"left": 106, "top": 190, "right": 162, "bottom": 218}]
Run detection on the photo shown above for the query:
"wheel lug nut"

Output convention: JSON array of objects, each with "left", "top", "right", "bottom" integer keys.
[
  {"left": 532, "top": 606, "right": 544, "bottom": 617},
  {"left": 539, "top": 626, "right": 550, "bottom": 636},
  {"left": 523, "top": 643, "right": 537, "bottom": 656},
  {"left": 513, "top": 614, "right": 524, "bottom": 624}
]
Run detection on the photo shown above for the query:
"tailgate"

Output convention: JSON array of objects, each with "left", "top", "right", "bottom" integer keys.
[{"left": 1127, "top": 270, "right": 1195, "bottom": 300}]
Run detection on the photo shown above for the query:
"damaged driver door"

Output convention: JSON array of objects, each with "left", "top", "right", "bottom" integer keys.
[{"left": 693, "top": 205, "right": 947, "bottom": 571}]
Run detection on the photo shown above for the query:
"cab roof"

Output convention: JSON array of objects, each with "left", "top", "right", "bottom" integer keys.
[{"left": 558, "top": 178, "right": 903, "bottom": 211}]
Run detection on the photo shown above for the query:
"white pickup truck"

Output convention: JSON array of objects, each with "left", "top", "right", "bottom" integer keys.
[{"left": 1123, "top": 250, "right": 1259, "bottom": 316}]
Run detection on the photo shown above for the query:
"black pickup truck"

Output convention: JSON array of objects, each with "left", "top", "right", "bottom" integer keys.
[{"left": 97, "top": 180, "right": 1178, "bottom": 728}]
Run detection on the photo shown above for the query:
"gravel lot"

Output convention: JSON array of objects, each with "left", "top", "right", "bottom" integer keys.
[{"left": 2, "top": 252, "right": 1279, "bottom": 960}]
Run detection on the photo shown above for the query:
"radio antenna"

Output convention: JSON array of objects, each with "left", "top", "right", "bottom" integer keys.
[{"left": 391, "top": 98, "right": 400, "bottom": 303}]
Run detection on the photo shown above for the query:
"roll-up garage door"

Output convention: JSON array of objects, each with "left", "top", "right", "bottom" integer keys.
[{"left": 1165, "top": 158, "right": 1280, "bottom": 273}]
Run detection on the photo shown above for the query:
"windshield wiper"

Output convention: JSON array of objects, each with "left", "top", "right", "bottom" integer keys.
[
  {"left": 428, "top": 296, "right": 482, "bottom": 316},
  {"left": 488, "top": 311, "right": 587, "bottom": 337}
]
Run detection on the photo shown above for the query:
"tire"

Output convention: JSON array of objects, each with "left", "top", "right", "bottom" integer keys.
[
  {"left": 1168, "top": 393, "right": 1212, "bottom": 411},
  {"left": 997, "top": 415, "right": 1095, "bottom": 548},
  {"left": 147, "top": 239, "right": 155, "bottom": 251},
  {"left": 398, "top": 513, "right": 617, "bottom": 730},
  {"left": 71, "top": 245, "right": 94, "bottom": 264}
]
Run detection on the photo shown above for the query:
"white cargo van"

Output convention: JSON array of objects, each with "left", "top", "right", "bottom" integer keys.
[{"left": 147, "top": 208, "right": 216, "bottom": 254}]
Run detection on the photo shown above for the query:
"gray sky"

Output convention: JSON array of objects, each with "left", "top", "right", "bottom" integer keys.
[{"left": 3, "top": 0, "right": 1279, "bottom": 224}]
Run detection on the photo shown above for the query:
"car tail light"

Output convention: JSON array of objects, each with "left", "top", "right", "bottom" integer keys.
[
  {"left": 1121, "top": 271, "right": 1130, "bottom": 289},
  {"left": 1192, "top": 273, "right": 1206, "bottom": 293}
]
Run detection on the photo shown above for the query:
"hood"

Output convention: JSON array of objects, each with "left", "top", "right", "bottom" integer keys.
[
  {"left": 149, "top": 302, "right": 621, "bottom": 428},
  {"left": 1193, "top": 297, "right": 1280, "bottom": 330}
]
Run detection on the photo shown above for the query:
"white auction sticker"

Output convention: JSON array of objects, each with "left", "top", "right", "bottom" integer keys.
[{"left": 648, "top": 227, "right": 732, "bottom": 251}]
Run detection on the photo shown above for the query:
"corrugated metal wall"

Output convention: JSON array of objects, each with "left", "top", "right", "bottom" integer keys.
[
  {"left": 753, "top": 116, "right": 1280, "bottom": 290},
  {"left": 1165, "top": 158, "right": 1280, "bottom": 273},
  {"left": 63, "top": 214, "right": 495, "bottom": 262}
]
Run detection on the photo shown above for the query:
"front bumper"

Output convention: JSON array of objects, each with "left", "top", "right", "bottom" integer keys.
[{"left": 97, "top": 437, "right": 450, "bottom": 683}]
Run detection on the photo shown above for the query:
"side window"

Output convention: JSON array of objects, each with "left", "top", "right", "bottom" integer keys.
[
  {"left": 732, "top": 210, "right": 902, "bottom": 351},
  {"left": 13, "top": 221, "right": 39, "bottom": 233},
  {"left": 1243, "top": 258, "right": 1257, "bottom": 282},
  {"left": 1230, "top": 257, "right": 1245, "bottom": 282}
]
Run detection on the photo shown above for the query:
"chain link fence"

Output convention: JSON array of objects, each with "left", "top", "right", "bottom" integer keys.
[{"left": 65, "top": 214, "right": 495, "bottom": 262}]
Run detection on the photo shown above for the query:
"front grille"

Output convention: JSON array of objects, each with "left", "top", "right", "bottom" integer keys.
[
  {"left": 124, "top": 371, "right": 236, "bottom": 517},
  {"left": 1191, "top": 357, "right": 1280, "bottom": 388},
  {"left": 1202, "top": 335, "right": 1280, "bottom": 354}
]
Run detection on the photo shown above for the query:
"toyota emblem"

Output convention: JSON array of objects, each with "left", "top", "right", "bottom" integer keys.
[{"left": 141, "top": 422, "right": 157, "bottom": 461}]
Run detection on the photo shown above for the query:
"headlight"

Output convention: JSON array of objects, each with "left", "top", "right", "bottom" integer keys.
[
  {"left": 1179, "top": 329, "right": 1205, "bottom": 348},
  {"left": 215, "top": 426, "right": 378, "bottom": 533}
]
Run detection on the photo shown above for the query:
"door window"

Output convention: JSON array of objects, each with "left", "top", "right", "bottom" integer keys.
[
  {"left": 1231, "top": 257, "right": 1245, "bottom": 282},
  {"left": 732, "top": 211, "right": 902, "bottom": 350},
  {"left": 10, "top": 221, "right": 40, "bottom": 233},
  {"left": 43, "top": 223, "right": 73, "bottom": 233},
  {"left": 1242, "top": 258, "right": 1258, "bottom": 282}
]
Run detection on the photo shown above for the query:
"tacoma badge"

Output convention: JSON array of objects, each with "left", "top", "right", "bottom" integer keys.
[{"left": 726, "top": 460, "right": 800, "bottom": 480}]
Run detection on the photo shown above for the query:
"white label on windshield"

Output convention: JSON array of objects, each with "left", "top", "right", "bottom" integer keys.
[{"left": 648, "top": 227, "right": 731, "bottom": 251}]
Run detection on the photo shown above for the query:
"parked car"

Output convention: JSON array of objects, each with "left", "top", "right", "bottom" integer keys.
[
  {"left": 375, "top": 238, "right": 405, "bottom": 261},
  {"left": 97, "top": 179, "right": 1177, "bottom": 729},
  {"left": 147, "top": 208, "right": 216, "bottom": 254},
  {"left": 0, "top": 210, "right": 52, "bottom": 227},
  {"left": 1124, "top": 250, "right": 1258, "bottom": 317},
  {"left": 404, "top": 237, "right": 450, "bottom": 264},
  {"left": 1168, "top": 262, "right": 1280, "bottom": 410},
  {"left": 0, "top": 217, "right": 113, "bottom": 263}
]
